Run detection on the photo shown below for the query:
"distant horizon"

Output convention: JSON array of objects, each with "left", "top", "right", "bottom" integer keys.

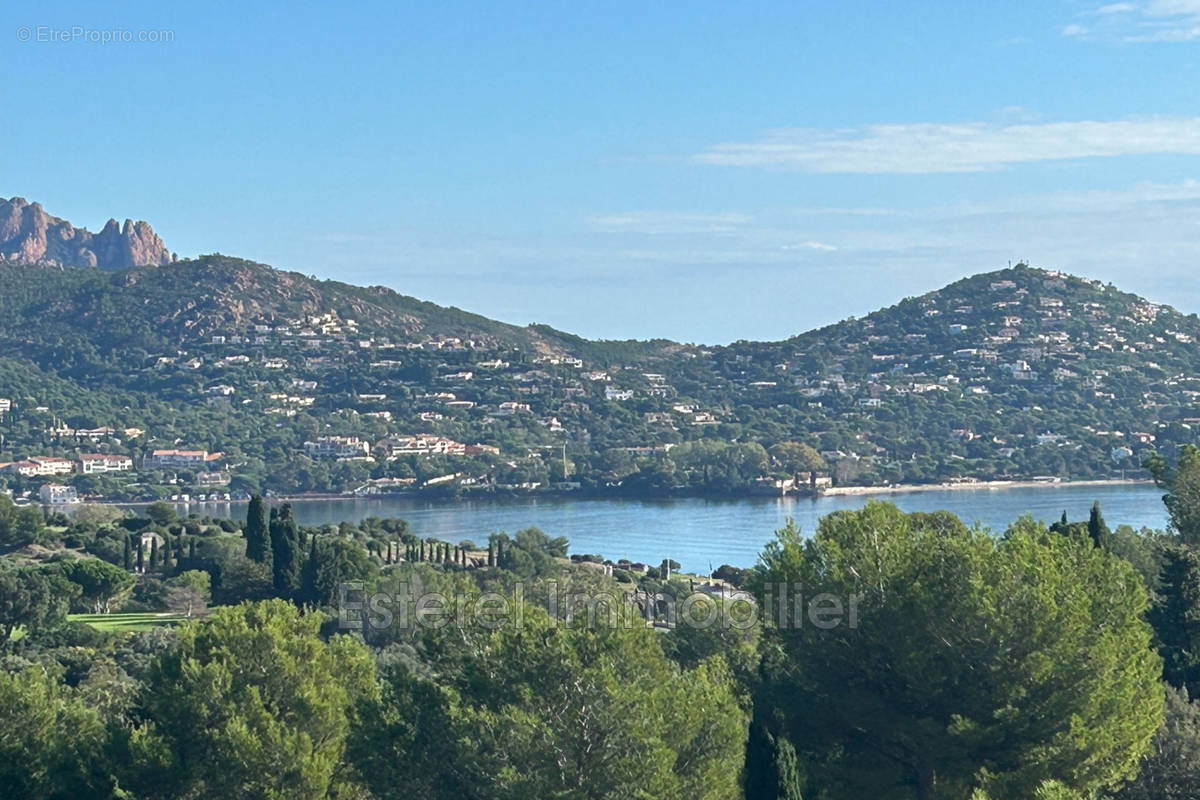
[
  {"left": 6, "top": 2, "right": 1200, "bottom": 341},
  {"left": 4, "top": 194, "right": 1194, "bottom": 347}
]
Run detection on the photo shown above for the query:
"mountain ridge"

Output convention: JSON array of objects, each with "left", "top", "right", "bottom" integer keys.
[
  {"left": 0, "top": 197, "right": 174, "bottom": 270},
  {"left": 1, "top": 200, "right": 1198, "bottom": 499}
]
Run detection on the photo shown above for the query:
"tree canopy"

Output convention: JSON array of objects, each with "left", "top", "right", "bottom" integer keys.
[{"left": 750, "top": 503, "right": 1164, "bottom": 800}]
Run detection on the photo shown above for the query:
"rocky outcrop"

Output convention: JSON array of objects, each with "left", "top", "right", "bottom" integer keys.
[{"left": 0, "top": 197, "right": 174, "bottom": 269}]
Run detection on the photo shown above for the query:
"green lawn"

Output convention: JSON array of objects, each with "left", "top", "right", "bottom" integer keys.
[{"left": 69, "top": 612, "right": 191, "bottom": 632}]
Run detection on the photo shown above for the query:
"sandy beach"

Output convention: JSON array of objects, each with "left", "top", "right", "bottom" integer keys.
[{"left": 821, "top": 478, "right": 1157, "bottom": 498}]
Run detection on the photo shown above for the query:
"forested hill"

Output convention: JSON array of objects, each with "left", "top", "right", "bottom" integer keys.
[
  {"left": 1, "top": 253, "right": 1199, "bottom": 499},
  {"left": 0, "top": 256, "right": 668, "bottom": 362}
]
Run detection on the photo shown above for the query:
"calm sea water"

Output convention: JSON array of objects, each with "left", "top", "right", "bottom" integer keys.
[{"left": 182, "top": 483, "right": 1169, "bottom": 574}]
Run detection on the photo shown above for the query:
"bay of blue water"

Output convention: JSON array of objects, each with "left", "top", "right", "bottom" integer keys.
[{"left": 185, "top": 483, "right": 1169, "bottom": 574}]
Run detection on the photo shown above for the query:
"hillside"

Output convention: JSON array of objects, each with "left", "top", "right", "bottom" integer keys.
[
  {"left": 1, "top": 250, "right": 1198, "bottom": 501},
  {"left": 703, "top": 265, "right": 1200, "bottom": 482}
]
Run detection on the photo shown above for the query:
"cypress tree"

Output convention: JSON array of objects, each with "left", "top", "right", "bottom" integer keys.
[
  {"left": 299, "top": 536, "right": 320, "bottom": 606},
  {"left": 772, "top": 737, "right": 804, "bottom": 800},
  {"left": 1088, "top": 501, "right": 1112, "bottom": 550},
  {"left": 188, "top": 539, "right": 196, "bottom": 560},
  {"left": 745, "top": 715, "right": 804, "bottom": 800},
  {"left": 743, "top": 719, "right": 776, "bottom": 800},
  {"left": 420, "top": 540, "right": 426, "bottom": 562},
  {"left": 488, "top": 541, "right": 496, "bottom": 567},
  {"left": 245, "top": 495, "right": 270, "bottom": 563},
  {"left": 137, "top": 537, "right": 145, "bottom": 573},
  {"left": 149, "top": 538, "right": 159, "bottom": 569},
  {"left": 123, "top": 535, "right": 133, "bottom": 571},
  {"left": 269, "top": 503, "right": 301, "bottom": 598}
]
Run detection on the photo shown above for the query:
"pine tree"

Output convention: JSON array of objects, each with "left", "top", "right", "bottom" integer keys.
[
  {"left": 245, "top": 495, "right": 270, "bottom": 563},
  {"left": 1150, "top": 544, "right": 1200, "bottom": 697}
]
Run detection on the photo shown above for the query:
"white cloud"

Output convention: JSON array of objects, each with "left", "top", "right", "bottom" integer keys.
[
  {"left": 298, "top": 179, "right": 1200, "bottom": 342},
  {"left": 1068, "top": 0, "right": 1200, "bottom": 40},
  {"left": 694, "top": 117, "right": 1200, "bottom": 174},
  {"left": 586, "top": 211, "right": 752, "bottom": 234},
  {"left": 779, "top": 241, "right": 838, "bottom": 252}
]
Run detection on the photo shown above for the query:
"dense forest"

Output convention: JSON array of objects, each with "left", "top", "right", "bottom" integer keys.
[
  {"left": 2, "top": 260, "right": 1200, "bottom": 501},
  {"left": 5, "top": 446, "right": 1200, "bottom": 798}
]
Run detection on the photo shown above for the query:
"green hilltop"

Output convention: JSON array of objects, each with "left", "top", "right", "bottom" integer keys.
[{"left": 1, "top": 256, "right": 1198, "bottom": 499}]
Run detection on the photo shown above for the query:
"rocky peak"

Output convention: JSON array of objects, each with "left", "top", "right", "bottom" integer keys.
[{"left": 0, "top": 196, "right": 175, "bottom": 270}]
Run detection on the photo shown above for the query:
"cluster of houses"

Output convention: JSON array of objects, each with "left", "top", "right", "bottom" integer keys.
[
  {"left": 0, "top": 448, "right": 228, "bottom": 506},
  {"left": 751, "top": 269, "right": 1200, "bottom": 468},
  {"left": 6, "top": 266, "right": 1197, "bottom": 497},
  {"left": 303, "top": 435, "right": 501, "bottom": 462},
  {"left": 0, "top": 450, "right": 223, "bottom": 477},
  {"left": 0, "top": 456, "right": 76, "bottom": 477}
]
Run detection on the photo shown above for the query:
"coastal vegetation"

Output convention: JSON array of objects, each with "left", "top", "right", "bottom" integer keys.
[{"left": 2, "top": 449, "right": 1200, "bottom": 797}]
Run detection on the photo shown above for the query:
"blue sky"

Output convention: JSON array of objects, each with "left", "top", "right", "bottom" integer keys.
[{"left": 4, "top": 1, "right": 1200, "bottom": 343}]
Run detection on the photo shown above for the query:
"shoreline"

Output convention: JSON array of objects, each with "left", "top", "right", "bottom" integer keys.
[
  {"left": 820, "top": 478, "right": 1156, "bottom": 498},
  {"left": 105, "top": 478, "right": 1159, "bottom": 508}
]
